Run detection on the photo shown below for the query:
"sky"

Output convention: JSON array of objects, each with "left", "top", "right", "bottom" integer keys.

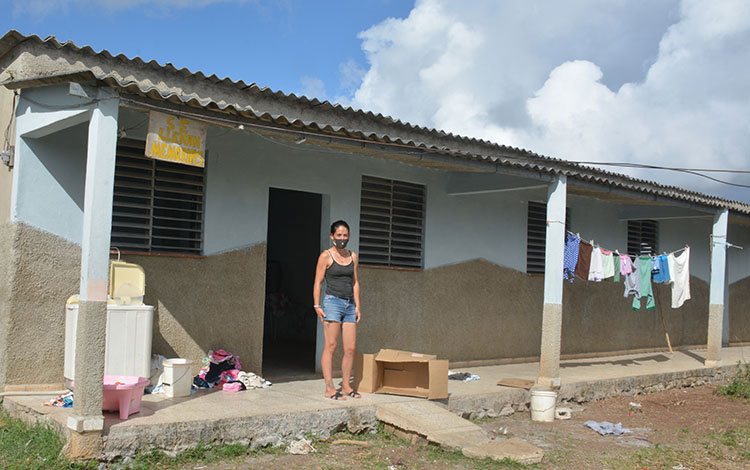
[{"left": 3, "top": 0, "right": 750, "bottom": 202}]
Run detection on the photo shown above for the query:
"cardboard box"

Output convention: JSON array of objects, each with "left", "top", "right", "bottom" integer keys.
[{"left": 353, "top": 349, "right": 449, "bottom": 400}]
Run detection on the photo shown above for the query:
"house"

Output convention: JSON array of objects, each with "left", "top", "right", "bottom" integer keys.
[{"left": 0, "top": 30, "right": 748, "bottom": 449}]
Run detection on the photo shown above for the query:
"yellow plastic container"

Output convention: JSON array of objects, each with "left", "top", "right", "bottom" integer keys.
[{"left": 109, "top": 260, "right": 146, "bottom": 305}]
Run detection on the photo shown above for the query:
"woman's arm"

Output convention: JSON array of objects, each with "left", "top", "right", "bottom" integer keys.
[
  {"left": 352, "top": 252, "right": 361, "bottom": 323},
  {"left": 313, "top": 252, "right": 328, "bottom": 321}
]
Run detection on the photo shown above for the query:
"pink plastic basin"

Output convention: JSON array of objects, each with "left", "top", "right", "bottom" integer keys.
[{"left": 102, "top": 375, "right": 149, "bottom": 420}]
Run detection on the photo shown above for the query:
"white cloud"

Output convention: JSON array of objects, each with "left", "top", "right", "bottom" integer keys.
[
  {"left": 338, "top": 58, "right": 366, "bottom": 95},
  {"left": 299, "top": 76, "right": 327, "bottom": 101},
  {"left": 348, "top": 0, "right": 750, "bottom": 201}
]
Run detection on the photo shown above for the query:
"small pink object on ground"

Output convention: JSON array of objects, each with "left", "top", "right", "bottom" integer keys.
[{"left": 102, "top": 375, "right": 149, "bottom": 420}]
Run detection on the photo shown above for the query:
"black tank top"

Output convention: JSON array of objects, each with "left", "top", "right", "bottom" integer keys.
[{"left": 325, "top": 250, "right": 354, "bottom": 299}]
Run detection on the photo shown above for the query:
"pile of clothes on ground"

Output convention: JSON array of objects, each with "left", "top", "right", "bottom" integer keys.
[
  {"left": 193, "top": 349, "right": 271, "bottom": 392},
  {"left": 43, "top": 391, "right": 73, "bottom": 407}
]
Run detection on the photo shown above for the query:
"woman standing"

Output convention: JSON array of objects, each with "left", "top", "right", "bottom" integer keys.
[{"left": 313, "top": 220, "right": 362, "bottom": 400}]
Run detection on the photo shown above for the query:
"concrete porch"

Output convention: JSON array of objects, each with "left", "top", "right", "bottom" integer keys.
[{"left": 3, "top": 345, "right": 748, "bottom": 460}]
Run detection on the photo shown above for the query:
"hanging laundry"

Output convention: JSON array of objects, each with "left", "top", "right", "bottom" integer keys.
[
  {"left": 563, "top": 233, "right": 580, "bottom": 282},
  {"left": 623, "top": 259, "right": 640, "bottom": 300},
  {"left": 588, "top": 247, "right": 604, "bottom": 282},
  {"left": 619, "top": 254, "right": 634, "bottom": 276},
  {"left": 575, "top": 240, "right": 593, "bottom": 280},
  {"left": 601, "top": 249, "right": 615, "bottom": 279},
  {"left": 613, "top": 255, "right": 621, "bottom": 282},
  {"left": 652, "top": 254, "right": 671, "bottom": 283},
  {"left": 651, "top": 256, "right": 660, "bottom": 274},
  {"left": 668, "top": 247, "right": 691, "bottom": 308},
  {"left": 633, "top": 256, "right": 656, "bottom": 311}
]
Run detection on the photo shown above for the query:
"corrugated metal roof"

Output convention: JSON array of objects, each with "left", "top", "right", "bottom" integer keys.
[{"left": 1, "top": 30, "right": 748, "bottom": 215}]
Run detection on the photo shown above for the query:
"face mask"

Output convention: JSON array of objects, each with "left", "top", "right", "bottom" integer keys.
[{"left": 333, "top": 238, "right": 349, "bottom": 249}]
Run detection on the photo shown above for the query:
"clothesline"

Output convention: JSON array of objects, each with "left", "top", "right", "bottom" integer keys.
[
  {"left": 562, "top": 229, "right": 692, "bottom": 311},
  {"left": 564, "top": 230, "right": 689, "bottom": 259}
]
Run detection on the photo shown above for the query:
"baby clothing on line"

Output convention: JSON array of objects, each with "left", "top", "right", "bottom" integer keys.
[
  {"left": 619, "top": 254, "right": 634, "bottom": 276},
  {"left": 563, "top": 233, "right": 580, "bottom": 282},
  {"left": 623, "top": 259, "right": 640, "bottom": 300},
  {"left": 634, "top": 256, "right": 656, "bottom": 311},
  {"left": 575, "top": 240, "right": 593, "bottom": 280},
  {"left": 613, "top": 255, "right": 621, "bottom": 282},
  {"left": 668, "top": 247, "right": 691, "bottom": 308},
  {"left": 652, "top": 254, "right": 671, "bottom": 283},
  {"left": 588, "top": 247, "right": 604, "bottom": 282},
  {"left": 601, "top": 249, "right": 615, "bottom": 280}
]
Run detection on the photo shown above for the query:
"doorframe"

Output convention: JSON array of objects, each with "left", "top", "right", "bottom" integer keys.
[{"left": 314, "top": 194, "right": 331, "bottom": 373}]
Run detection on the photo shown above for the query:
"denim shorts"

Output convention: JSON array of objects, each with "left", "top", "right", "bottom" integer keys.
[{"left": 322, "top": 294, "right": 356, "bottom": 323}]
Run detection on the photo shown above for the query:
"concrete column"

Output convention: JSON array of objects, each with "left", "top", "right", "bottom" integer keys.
[
  {"left": 537, "top": 175, "right": 567, "bottom": 387},
  {"left": 68, "top": 88, "right": 119, "bottom": 441},
  {"left": 706, "top": 208, "right": 728, "bottom": 367}
]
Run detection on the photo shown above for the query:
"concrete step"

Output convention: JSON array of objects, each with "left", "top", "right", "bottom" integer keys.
[{"left": 376, "top": 401, "right": 543, "bottom": 464}]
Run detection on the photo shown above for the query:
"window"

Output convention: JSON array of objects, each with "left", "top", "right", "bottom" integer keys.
[
  {"left": 526, "top": 201, "right": 569, "bottom": 274},
  {"left": 110, "top": 139, "right": 205, "bottom": 255},
  {"left": 358, "top": 175, "right": 425, "bottom": 268},
  {"left": 627, "top": 220, "right": 658, "bottom": 255}
]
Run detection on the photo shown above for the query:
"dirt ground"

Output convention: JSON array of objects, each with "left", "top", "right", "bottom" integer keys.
[
  {"left": 181, "top": 384, "right": 749, "bottom": 470},
  {"left": 488, "top": 385, "right": 750, "bottom": 469}
]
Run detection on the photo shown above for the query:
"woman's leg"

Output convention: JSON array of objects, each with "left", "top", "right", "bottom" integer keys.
[
  {"left": 322, "top": 321, "right": 342, "bottom": 397},
  {"left": 340, "top": 322, "right": 357, "bottom": 394}
]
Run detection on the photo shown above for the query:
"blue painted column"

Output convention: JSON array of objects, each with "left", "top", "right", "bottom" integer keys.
[
  {"left": 68, "top": 88, "right": 119, "bottom": 436},
  {"left": 706, "top": 208, "right": 728, "bottom": 367},
  {"left": 537, "top": 175, "right": 567, "bottom": 387}
]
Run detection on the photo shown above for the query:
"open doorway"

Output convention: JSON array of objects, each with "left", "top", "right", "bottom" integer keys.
[{"left": 263, "top": 188, "right": 322, "bottom": 381}]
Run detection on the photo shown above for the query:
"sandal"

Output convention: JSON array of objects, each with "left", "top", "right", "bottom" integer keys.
[
  {"left": 327, "top": 391, "right": 346, "bottom": 400},
  {"left": 345, "top": 390, "right": 361, "bottom": 398}
]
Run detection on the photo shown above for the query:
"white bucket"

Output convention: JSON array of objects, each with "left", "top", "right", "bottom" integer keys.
[
  {"left": 162, "top": 358, "right": 194, "bottom": 398},
  {"left": 530, "top": 388, "right": 557, "bottom": 422}
]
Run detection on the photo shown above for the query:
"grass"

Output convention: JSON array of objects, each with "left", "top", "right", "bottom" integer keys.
[
  {"left": 423, "top": 445, "right": 533, "bottom": 469},
  {"left": 717, "top": 361, "right": 750, "bottom": 399},
  {"left": 0, "top": 408, "right": 282, "bottom": 470},
  {"left": 0, "top": 409, "right": 95, "bottom": 470},
  {"left": 115, "top": 440, "right": 282, "bottom": 469}
]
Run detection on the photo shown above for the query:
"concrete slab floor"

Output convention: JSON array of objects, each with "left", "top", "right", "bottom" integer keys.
[{"left": 2, "top": 346, "right": 749, "bottom": 460}]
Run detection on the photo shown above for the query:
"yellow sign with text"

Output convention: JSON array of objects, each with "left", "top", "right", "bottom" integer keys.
[{"left": 145, "top": 111, "right": 207, "bottom": 168}]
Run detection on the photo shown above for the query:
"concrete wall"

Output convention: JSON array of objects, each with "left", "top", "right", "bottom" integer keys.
[
  {"left": 0, "top": 222, "right": 12, "bottom": 389},
  {"left": 357, "top": 258, "right": 711, "bottom": 362},
  {"left": 0, "top": 87, "right": 15, "bottom": 223},
  {"left": 3, "top": 89, "right": 750, "bottom": 387},
  {"left": 126, "top": 244, "right": 266, "bottom": 375},
  {"left": 729, "top": 276, "right": 750, "bottom": 343},
  {"left": 0, "top": 223, "right": 80, "bottom": 389}
]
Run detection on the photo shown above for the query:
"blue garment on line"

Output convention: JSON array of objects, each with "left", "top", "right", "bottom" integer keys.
[
  {"left": 652, "top": 255, "right": 671, "bottom": 283},
  {"left": 563, "top": 233, "right": 580, "bottom": 282},
  {"left": 651, "top": 256, "right": 660, "bottom": 274}
]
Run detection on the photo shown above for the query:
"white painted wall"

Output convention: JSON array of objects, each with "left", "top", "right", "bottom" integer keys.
[
  {"left": 202, "top": 129, "right": 542, "bottom": 271},
  {"left": 12, "top": 120, "right": 87, "bottom": 243}
]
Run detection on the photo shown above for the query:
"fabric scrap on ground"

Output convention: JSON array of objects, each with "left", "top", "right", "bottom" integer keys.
[
  {"left": 448, "top": 371, "right": 480, "bottom": 381},
  {"left": 286, "top": 438, "right": 315, "bottom": 455},
  {"left": 584, "top": 420, "right": 632, "bottom": 436},
  {"left": 43, "top": 391, "right": 73, "bottom": 408},
  {"left": 238, "top": 371, "right": 272, "bottom": 389}
]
